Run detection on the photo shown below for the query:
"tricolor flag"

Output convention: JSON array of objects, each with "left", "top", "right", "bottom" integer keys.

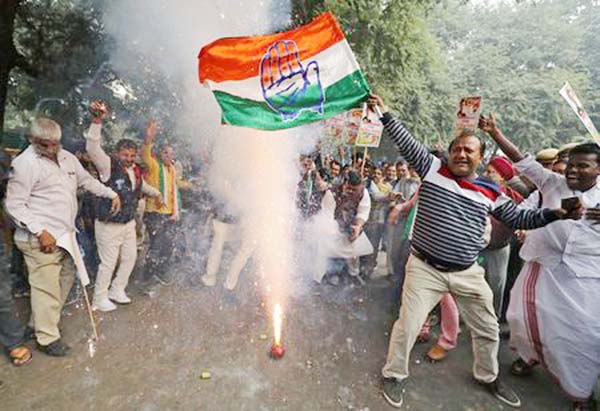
[{"left": 199, "top": 12, "right": 370, "bottom": 130}]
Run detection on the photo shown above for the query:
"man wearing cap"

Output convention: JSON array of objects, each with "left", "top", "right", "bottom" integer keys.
[
  {"left": 368, "top": 96, "right": 576, "bottom": 409},
  {"left": 5, "top": 118, "right": 120, "bottom": 356},
  {"left": 480, "top": 114, "right": 600, "bottom": 411},
  {"left": 481, "top": 157, "right": 523, "bottom": 316},
  {"left": 535, "top": 148, "right": 559, "bottom": 170}
]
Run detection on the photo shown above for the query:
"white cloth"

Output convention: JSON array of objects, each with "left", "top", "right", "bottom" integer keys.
[
  {"left": 508, "top": 154, "right": 600, "bottom": 399},
  {"left": 312, "top": 189, "right": 373, "bottom": 283},
  {"left": 6, "top": 145, "right": 117, "bottom": 241},
  {"left": 57, "top": 230, "right": 91, "bottom": 286},
  {"left": 85, "top": 123, "right": 160, "bottom": 197}
]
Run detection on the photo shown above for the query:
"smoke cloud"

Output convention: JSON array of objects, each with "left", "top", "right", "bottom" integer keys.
[{"left": 102, "top": 0, "right": 323, "bottom": 312}]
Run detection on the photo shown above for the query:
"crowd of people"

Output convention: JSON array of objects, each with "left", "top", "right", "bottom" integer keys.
[{"left": 0, "top": 95, "right": 599, "bottom": 410}]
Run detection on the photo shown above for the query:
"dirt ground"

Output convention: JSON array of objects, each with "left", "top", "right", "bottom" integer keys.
[{"left": 1, "top": 252, "right": 573, "bottom": 411}]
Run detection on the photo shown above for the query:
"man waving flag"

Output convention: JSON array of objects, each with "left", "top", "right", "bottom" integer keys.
[{"left": 199, "top": 12, "right": 370, "bottom": 130}]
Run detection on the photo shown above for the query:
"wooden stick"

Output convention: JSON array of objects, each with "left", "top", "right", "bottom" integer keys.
[
  {"left": 81, "top": 284, "right": 99, "bottom": 341},
  {"left": 361, "top": 146, "right": 369, "bottom": 176}
]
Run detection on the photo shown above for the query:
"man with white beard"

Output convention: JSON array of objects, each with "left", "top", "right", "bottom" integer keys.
[
  {"left": 480, "top": 114, "right": 600, "bottom": 411},
  {"left": 5, "top": 118, "right": 120, "bottom": 356}
]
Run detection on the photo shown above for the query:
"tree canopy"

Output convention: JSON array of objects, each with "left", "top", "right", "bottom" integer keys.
[{"left": 1, "top": 0, "right": 599, "bottom": 155}]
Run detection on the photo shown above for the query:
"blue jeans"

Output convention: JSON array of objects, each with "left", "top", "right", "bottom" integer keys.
[{"left": 0, "top": 259, "right": 25, "bottom": 350}]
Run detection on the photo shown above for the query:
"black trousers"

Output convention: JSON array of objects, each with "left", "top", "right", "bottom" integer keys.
[{"left": 143, "top": 213, "right": 178, "bottom": 280}]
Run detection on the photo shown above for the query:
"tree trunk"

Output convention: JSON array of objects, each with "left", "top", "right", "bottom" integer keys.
[{"left": 0, "top": 0, "right": 21, "bottom": 143}]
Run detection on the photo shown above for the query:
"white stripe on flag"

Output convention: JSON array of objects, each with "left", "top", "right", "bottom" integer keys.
[{"left": 205, "top": 39, "right": 361, "bottom": 102}]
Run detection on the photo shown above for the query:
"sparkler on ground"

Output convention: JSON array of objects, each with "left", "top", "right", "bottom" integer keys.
[{"left": 270, "top": 303, "right": 285, "bottom": 359}]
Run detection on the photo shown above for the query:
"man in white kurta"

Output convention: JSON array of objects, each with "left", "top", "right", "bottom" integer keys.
[
  {"left": 507, "top": 147, "right": 600, "bottom": 404},
  {"left": 5, "top": 118, "right": 119, "bottom": 356}
]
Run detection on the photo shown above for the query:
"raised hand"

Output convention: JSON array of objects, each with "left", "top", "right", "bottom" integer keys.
[
  {"left": 90, "top": 100, "right": 108, "bottom": 120},
  {"left": 145, "top": 119, "right": 158, "bottom": 144},
  {"left": 260, "top": 40, "right": 324, "bottom": 121},
  {"left": 478, "top": 113, "right": 497, "bottom": 135}
]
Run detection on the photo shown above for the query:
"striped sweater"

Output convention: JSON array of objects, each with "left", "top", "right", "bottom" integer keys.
[{"left": 381, "top": 113, "right": 559, "bottom": 268}]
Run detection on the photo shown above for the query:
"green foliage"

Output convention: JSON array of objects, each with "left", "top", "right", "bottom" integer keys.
[
  {"left": 5, "top": 0, "right": 106, "bottom": 139},
  {"left": 292, "top": 0, "right": 453, "bottom": 158},
  {"left": 432, "top": 0, "right": 600, "bottom": 152}
]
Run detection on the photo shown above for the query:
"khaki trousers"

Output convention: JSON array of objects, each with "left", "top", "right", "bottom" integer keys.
[
  {"left": 94, "top": 220, "right": 137, "bottom": 301},
  {"left": 382, "top": 255, "right": 499, "bottom": 383},
  {"left": 15, "top": 238, "right": 74, "bottom": 345}
]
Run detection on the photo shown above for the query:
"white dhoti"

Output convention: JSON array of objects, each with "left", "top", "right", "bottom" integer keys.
[
  {"left": 311, "top": 191, "right": 373, "bottom": 283},
  {"left": 507, "top": 220, "right": 600, "bottom": 400}
]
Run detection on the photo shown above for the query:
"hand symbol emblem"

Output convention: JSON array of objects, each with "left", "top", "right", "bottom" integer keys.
[{"left": 260, "top": 40, "right": 325, "bottom": 121}]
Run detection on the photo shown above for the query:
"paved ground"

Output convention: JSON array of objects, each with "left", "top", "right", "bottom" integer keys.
[{"left": 1, "top": 252, "right": 574, "bottom": 411}]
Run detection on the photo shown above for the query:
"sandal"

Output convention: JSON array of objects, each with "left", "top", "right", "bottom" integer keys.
[
  {"left": 7, "top": 345, "right": 32, "bottom": 367},
  {"left": 510, "top": 357, "right": 534, "bottom": 376}
]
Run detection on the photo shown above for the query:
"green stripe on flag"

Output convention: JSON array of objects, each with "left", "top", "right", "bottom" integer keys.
[{"left": 213, "top": 70, "right": 370, "bottom": 130}]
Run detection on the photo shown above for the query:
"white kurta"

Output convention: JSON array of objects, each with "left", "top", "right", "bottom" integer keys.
[
  {"left": 5, "top": 145, "right": 117, "bottom": 285},
  {"left": 508, "top": 155, "right": 600, "bottom": 400}
]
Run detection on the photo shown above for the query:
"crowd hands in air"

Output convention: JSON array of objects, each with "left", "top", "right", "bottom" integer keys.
[{"left": 1, "top": 95, "right": 599, "bottom": 410}]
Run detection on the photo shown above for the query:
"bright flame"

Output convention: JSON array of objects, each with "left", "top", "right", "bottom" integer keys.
[{"left": 273, "top": 303, "right": 283, "bottom": 346}]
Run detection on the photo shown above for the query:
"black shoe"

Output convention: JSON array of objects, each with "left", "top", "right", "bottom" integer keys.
[
  {"left": 480, "top": 378, "right": 521, "bottom": 408},
  {"left": 574, "top": 398, "right": 597, "bottom": 411},
  {"left": 37, "top": 339, "right": 70, "bottom": 357},
  {"left": 382, "top": 378, "right": 405, "bottom": 408},
  {"left": 510, "top": 357, "right": 534, "bottom": 377}
]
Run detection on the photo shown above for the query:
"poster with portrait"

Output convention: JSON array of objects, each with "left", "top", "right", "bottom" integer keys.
[
  {"left": 355, "top": 111, "right": 384, "bottom": 148},
  {"left": 453, "top": 96, "right": 482, "bottom": 136},
  {"left": 559, "top": 82, "right": 600, "bottom": 143},
  {"left": 322, "top": 108, "right": 364, "bottom": 146}
]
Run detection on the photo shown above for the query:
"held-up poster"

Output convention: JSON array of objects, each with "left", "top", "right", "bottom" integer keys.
[
  {"left": 454, "top": 96, "right": 482, "bottom": 136},
  {"left": 323, "top": 108, "right": 377, "bottom": 146},
  {"left": 355, "top": 110, "right": 384, "bottom": 148},
  {"left": 559, "top": 81, "right": 600, "bottom": 144}
]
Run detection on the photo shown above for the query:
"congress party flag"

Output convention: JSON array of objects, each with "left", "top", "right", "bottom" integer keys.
[{"left": 198, "top": 12, "right": 370, "bottom": 130}]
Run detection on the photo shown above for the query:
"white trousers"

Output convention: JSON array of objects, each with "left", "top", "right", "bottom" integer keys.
[
  {"left": 94, "top": 220, "right": 137, "bottom": 301},
  {"left": 204, "top": 219, "right": 254, "bottom": 290}
]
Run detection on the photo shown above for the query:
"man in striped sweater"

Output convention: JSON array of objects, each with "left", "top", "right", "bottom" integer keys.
[{"left": 367, "top": 95, "right": 574, "bottom": 409}]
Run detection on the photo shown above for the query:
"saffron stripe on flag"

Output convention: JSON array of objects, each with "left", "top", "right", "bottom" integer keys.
[
  {"left": 214, "top": 70, "right": 369, "bottom": 130},
  {"left": 199, "top": 12, "right": 345, "bottom": 83},
  {"left": 205, "top": 39, "right": 361, "bottom": 102}
]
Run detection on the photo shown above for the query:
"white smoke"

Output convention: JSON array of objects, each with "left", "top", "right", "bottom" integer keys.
[{"left": 102, "top": 0, "right": 321, "bottom": 310}]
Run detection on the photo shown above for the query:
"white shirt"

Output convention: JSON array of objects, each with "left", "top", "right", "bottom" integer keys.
[
  {"left": 5, "top": 145, "right": 117, "bottom": 241},
  {"left": 85, "top": 123, "right": 160, "bottom": 197},
  {"left": 515, "top": 155, "right": 600, "bottom": 275}
]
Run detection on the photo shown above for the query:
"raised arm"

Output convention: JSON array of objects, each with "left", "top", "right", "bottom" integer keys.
[
  {"left": 85, "top": 100, "right": 111, "bottom": 182},
  {"left": 142, "top": 119, "right": 159, "bottom": 173},
  {"left": 367, "top": 95, "right": 434, "bottom": 178},
  {"left": 478, "top": 113, "right": 524, "bottom": 163}
]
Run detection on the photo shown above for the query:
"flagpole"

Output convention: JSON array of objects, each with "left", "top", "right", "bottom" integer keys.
[{"left": 361, "top": 146, "right": 369, "bottom": 176}]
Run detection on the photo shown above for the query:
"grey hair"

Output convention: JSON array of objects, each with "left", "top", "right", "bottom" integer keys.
[{"left": 29, "top": 118, "right": 61, "bottom": 141}]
